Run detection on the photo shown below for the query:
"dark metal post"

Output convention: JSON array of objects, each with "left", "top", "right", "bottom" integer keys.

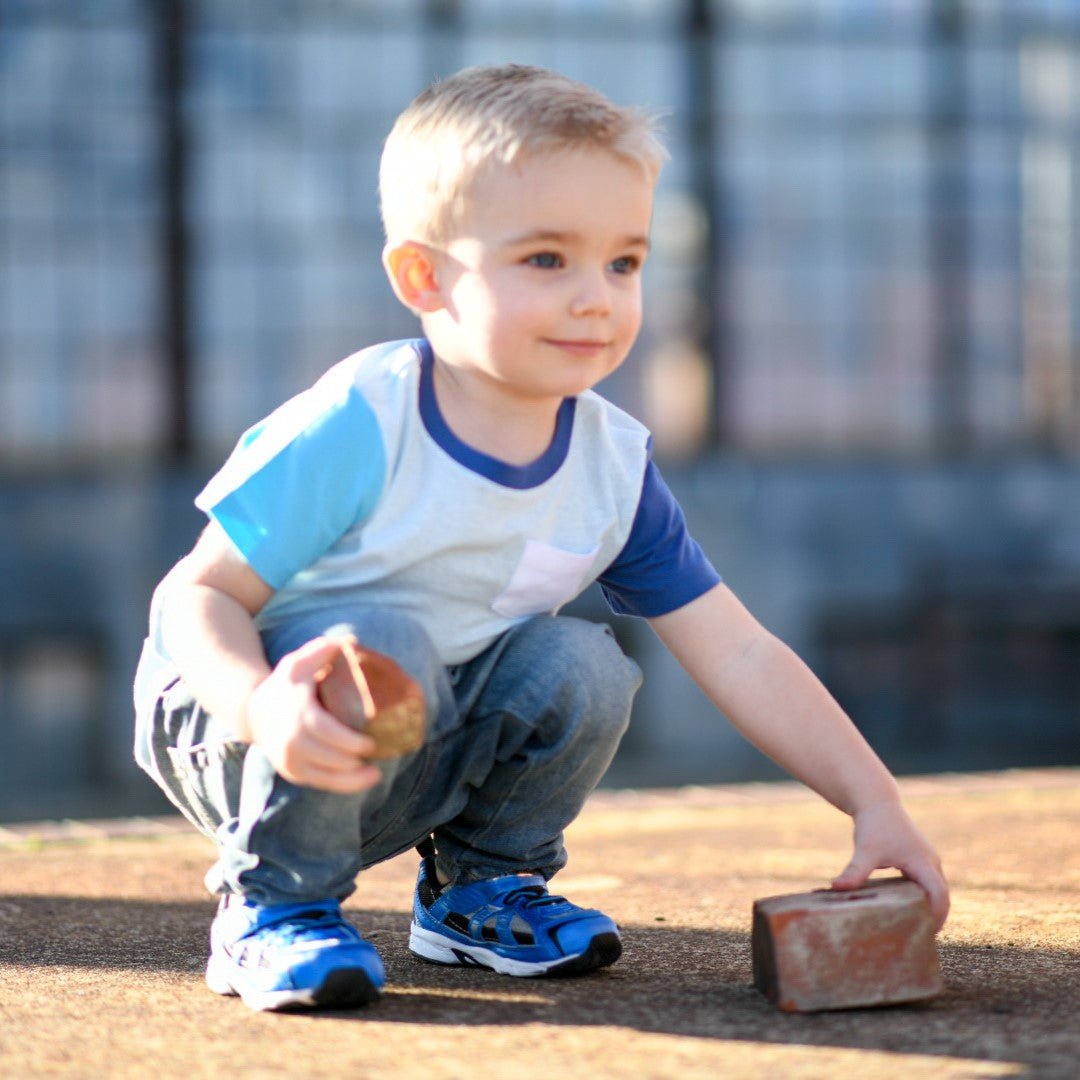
[
  {"left": 158, "top": 0, "right": 191, "bottom": 462},
  {"left": 424, "top": 0, "right": 462, "bottom": 82},
  {"left": 685, "top": 0, "right": 724, "bottom": 445},
  {"left": 928, "top": 0, "right": 970, "bottom": 453}
]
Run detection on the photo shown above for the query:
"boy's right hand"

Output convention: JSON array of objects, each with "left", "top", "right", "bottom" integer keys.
[
  {"left": 831, "top": 799, "right": 950, "bottom": 931},
  {"left": 244, "top": 638, "right": 384, "bottom": 794}
]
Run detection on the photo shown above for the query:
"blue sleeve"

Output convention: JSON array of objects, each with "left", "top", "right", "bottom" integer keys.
[
  {"left": 194, "top": 373, "right": 387, "bottom": 589},
  {"left": 598, "top": 459, "right": 721, "bottom": 617}
]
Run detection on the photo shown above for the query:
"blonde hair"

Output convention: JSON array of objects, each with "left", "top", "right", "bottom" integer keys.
[{"left": 379, "top": 63, "right": 667, "bottom": 245}]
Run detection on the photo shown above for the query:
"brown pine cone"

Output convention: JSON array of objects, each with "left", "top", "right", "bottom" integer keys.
[{"left": 315, "top": 636, "right": 426, "bottom": 760}]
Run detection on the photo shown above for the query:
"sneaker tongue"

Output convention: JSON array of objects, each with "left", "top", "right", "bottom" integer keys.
[
  {"left": 293, "top": 907, "right": 334, "bottom": 922},
  {"left": 497, "top": 876, "right": 546, "bottom": 897},
  {"left": 503, "top": 881, "right": 565, "bottom": 908},
  {"left": 251, "top": 900, "right": 338, "bottom": 934}
]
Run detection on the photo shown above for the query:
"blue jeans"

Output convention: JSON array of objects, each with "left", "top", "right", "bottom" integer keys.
[{"left": 135, "top": 610, "right": 641, "bottom": 906}]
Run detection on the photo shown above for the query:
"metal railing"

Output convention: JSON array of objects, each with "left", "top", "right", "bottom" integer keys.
[{"left": 2, "top": 0, "right": 1078, "bottom": 463}]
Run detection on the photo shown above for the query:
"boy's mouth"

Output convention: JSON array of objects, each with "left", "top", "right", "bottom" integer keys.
[{"left": 544, "top": 338, "right": 610, "bottom": 357}]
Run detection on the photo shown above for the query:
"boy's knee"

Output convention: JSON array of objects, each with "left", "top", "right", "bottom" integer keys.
[
  {"left": 527, "top": 616, "right": 642, "bottom": 725},
  {"left": 327, "top": 609, "right": 436, "bottom": 666},
  {"left": 569, "top": 617, "right": 640, "bottom": 689},
  {"left": 264, "top": 607, "right": 439, "bottom": 681}
]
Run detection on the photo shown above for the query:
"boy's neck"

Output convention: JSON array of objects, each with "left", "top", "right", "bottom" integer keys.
[{"left": 430, "top": 357, "right": 565, "bottom": 467}]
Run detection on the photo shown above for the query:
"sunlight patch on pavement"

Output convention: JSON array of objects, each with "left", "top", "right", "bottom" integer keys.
[
  {"left": 553, "top": 873, "right": 623, "bottom": 892},
  {"left": 385, "top": 985, "right": 553, "bottom": 1006}
]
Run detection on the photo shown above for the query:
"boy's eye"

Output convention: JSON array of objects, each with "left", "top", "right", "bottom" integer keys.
[
  {"left": 526, "top": 252, "right": 563, "bottom": 269},
  {"left": 609, "top": 255, "right": 641, "bottom": 275}
]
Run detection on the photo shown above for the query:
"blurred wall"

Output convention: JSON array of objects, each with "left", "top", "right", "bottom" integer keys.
[{"left": 2, "top": 1, "right": 1079, "bottom": 819}]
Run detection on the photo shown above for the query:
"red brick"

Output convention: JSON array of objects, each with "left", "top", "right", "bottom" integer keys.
[{"left": 752, "top": 876, "right": 944, "bottom": 1012}]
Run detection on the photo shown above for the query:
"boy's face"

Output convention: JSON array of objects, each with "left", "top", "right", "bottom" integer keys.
[{"left": 422, "top": 147, "right": 655, "bottom": 406}]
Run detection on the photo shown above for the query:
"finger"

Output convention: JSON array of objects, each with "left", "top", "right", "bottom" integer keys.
[
  {"left": 280, "top": 758, "right": 383, "bottom": 795},
  {"left": 836, "top": 855, "right": 950, "bottom": 932},
  {"left": 830, "top": 857, "right": 873, "bottom": 892},
  {"left": 311, "top": 760, "right": 383, "bottom": 794},
  {"left": 306, "top": 705, "right": 379, "bottom": 757},
  {"left": 285, "top": 728, "right": 378, "bottom": 775},
  {"left": 925, "top": 884, "right": 950, "bottom": 932},
  {"left": 280, "top": 635, "right": 348, "bottom": 681},
  {"left": 897, "top": 860, "right": 951, "bottom": 931},
  {"left": 281, "top": 701, "right": 379, "bottom": 761}
]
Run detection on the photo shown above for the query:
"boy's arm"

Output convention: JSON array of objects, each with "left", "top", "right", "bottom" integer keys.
[
  {"left": 158, "top": 522, "right": 381, "bottom": 793},
  {"left": 648, "top": 582, "right": 949, "bottom": 928}
]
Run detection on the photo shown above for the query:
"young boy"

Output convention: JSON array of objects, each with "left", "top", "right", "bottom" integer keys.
[{"left": 134, "top": 63, "right": 949, "bottom": 1013}]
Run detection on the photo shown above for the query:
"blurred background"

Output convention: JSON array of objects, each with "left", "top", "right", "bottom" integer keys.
[{"left": 2, "top": 0, "right": 1079, "bottom": 821}]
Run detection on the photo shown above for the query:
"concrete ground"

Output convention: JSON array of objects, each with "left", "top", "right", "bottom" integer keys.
[{"left": 1, "top": 768, "right": 1077, "bottom": 1079}]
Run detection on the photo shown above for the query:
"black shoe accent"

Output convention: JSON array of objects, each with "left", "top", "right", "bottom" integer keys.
[
  {"left": 275, "top": 968, "right": 381, "bottom": 1011},
  {"left": 543, "top": 932, "right": 622, "bottom": 978},
  {"left": 452, "top": 949, "right": 487, "bottom": 968},
  {"left": 417, "top": 867, "right": 441, "bottom": 910},
  {"left": 444, "top": 912, "right": 470, "bottom": 935}
]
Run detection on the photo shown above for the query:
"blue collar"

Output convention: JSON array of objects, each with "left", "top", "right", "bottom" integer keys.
[{"left": 416, "top": 339, "right": 576, "bottom": 490}]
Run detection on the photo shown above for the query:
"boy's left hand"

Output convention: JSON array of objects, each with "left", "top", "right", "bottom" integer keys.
[{"left": 830, "top": 800, "right": 950, "bottom": 931}]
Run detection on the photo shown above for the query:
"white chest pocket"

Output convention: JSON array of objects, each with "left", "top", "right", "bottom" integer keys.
[{"left": 492, "top": 540, "right": 600, "bottom": 618}]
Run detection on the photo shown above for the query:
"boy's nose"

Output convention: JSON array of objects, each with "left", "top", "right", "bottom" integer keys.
[{"left": 569, "top": 269, "right": 612, "bottom": 317}]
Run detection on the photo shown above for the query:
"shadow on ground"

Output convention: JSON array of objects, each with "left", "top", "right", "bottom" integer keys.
[{"left": 3, "top": 893, "right": 1075, "bottom": 1077}]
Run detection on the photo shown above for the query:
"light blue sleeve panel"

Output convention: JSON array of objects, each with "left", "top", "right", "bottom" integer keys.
[
  {"left": 598, "top": 459, "right": 721, "bottom": 618},
  {"left": 194, "top": 368, "right": 387, "bottom": 590}
]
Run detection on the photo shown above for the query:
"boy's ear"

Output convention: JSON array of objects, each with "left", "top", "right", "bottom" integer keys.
[{"left": 382, "top": 241, "right": 444, "bottom": 313}]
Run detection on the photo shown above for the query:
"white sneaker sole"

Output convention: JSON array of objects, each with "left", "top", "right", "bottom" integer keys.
[
  {"left": 206, "top": 956, "right": 316, "bottom": 1011},
  {"left": 205, "top": 955, "right": 379, "bottom": 1012},
  {"left": 408, "top": 922, "right": 619, "bottom": 977}
]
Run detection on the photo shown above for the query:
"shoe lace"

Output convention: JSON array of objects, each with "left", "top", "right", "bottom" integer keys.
[
  {"left": 501, "top": 885, "right": 566, "bottom": 909},
  {"left": 257, "top": 906, "right": 350, "bottom": 947}
]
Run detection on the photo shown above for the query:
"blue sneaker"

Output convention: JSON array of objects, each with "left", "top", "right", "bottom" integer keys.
[
  {"left": 205, "top": 897, "right": 385, "bottom": 1011},
  {"left": 409, "top": 858, "right": 621, "bottom": 976}
]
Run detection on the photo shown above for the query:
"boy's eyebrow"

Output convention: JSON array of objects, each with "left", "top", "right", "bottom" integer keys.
[{"left": 503, "top": 228, "right": 651, "bottom": 251}]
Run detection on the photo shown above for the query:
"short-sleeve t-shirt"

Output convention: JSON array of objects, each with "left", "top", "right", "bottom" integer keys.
[{"left": 182, "top": 338, "right": 720, "bottom": 667}]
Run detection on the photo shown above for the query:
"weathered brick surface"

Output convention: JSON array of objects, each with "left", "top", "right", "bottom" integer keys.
[{"left": 752, "top": 876, "right": 944, "bottom": 1012}]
